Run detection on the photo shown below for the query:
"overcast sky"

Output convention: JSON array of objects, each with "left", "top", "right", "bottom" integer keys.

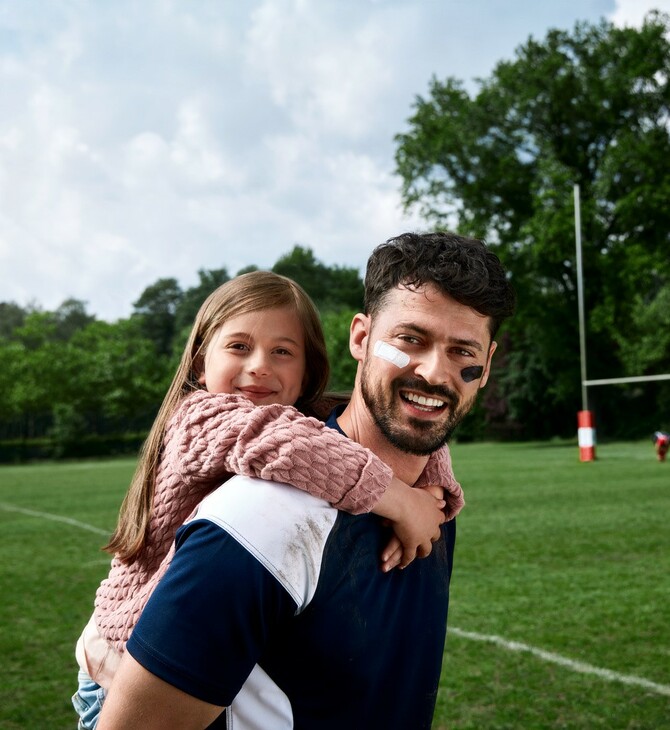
[{"left": 1, "top": 0, "right": 668, "bottom": 321}]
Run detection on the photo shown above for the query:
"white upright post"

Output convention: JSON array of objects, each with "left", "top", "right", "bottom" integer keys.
[{"left": 574, "top": 184, "right": 596, "bottom": 461}]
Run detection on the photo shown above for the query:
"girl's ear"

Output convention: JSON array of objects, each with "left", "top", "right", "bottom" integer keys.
[{"left": 193, "top": 353, "right": 206, "bottom": 386}]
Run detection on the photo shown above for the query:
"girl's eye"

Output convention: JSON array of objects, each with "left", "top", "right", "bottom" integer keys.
[
  {"left": 274, "top": 348, "right": 293, "bottom": 356},
  {"left": 229, "top": 342, "right": 249, "bottom": 351}
]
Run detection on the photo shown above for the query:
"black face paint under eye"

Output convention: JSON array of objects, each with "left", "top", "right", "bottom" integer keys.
[{"left": 460, "top": 365, "right": 484, "bottom": 383}]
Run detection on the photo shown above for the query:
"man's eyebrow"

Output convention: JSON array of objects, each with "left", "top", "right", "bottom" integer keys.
[
  {"left": 450, "top": 337, "right": 484, "bottom": 352},
  {"left": 393, "top": 322, "right": 484, "bottom": 352},
  {"left": 393, "top": 322, "right": 429, "bottom": 337}
]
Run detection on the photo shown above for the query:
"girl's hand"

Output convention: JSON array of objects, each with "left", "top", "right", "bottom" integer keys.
[{"left": 373, "top": 480, "right": 446, "bottom": 572}]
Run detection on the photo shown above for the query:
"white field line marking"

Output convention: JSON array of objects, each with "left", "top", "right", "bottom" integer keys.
[
  {"left": 450, "top": 627, "right": 670, "bottom": 698},
  {"left": 3, "top": 499, "right": 668, "bottom": 698},
  {"left": 0, "top": 502, "right": 109, "bottom": 537}
]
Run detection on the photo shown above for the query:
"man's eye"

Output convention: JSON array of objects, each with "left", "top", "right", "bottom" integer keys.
[
  {"left": 398, "top": 335, "right": 420, "bottom": 346},
  {"left": 453, "top": 348, "right": 474, "bottom": 358}
]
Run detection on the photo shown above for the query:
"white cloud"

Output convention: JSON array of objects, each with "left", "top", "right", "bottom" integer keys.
[
  {"left": 4, "top": 0, "right": 667, "bottom": 321},
  {"left": 610, "top": 0, "right": 670, "bottom": 27},
  {"left": 246, "top": 0, "right": 422, "bottom": 143}
]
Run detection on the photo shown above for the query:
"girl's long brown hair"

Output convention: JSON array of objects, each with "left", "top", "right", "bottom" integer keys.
[{"left": 104, "top": 271, "right": 330, "bottom": 562}]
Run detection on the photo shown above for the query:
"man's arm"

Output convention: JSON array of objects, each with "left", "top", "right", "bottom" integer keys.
[
  {"left": 96, "top": 484, "right": 327, "bottom": 728},
  {"left": 97, "top": 652, "right": 224, "bottom": 730}
]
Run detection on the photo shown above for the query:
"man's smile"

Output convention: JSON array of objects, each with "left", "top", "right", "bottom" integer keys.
[{"left": 400, "top": 391, "right": 447, "bottom": 412}]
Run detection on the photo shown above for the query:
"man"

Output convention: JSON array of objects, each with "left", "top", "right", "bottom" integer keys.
[{"left": 97, "top": 231, "right": 515, "bottom": 729}]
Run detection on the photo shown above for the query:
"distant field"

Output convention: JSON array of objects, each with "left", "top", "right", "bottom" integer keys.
[{"left": 1, "top": 441, "right": 668, "bottom": 729}]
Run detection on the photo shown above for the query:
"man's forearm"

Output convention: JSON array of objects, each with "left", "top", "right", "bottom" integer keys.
[{"left": 97, "top": 652, "right": 224, "bottom": 730}]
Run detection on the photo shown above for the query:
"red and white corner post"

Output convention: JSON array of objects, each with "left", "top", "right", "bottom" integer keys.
[{"left": 577, "top": 410, "right": 596, "bottom": 462}]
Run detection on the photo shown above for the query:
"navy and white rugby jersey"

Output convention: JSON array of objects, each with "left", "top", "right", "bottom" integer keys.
[{"left": 127, "top": 413, "right": 456, "bottom": 729}]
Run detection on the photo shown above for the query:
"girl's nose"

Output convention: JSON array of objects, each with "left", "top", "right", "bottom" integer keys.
[{"left": 247, "top": 350, "right": 272, "bottom": 376}]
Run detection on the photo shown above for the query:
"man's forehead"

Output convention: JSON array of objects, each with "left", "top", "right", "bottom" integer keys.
[
  {"left": 375, "top": 284, "right": 492, "bottom": 342},
  {"left": 381, "top": 283, "right": 480, "bottom": 316}
]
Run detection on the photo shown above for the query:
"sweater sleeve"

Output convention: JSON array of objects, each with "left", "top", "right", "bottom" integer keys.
[
  {"left": 414, "top": 444, "right": 465, "bottom": 521},
  {"left": 163, "top": 390, "right": 392, "bottom": 514}
]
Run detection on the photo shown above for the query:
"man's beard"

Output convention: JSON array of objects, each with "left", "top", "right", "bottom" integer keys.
[{"left": 360, "top": 361, "right": 478, "bottom": 455}]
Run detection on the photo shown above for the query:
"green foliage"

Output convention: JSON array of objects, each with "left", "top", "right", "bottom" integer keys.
[
  {"left": 49, "top": 403, "right": 88, "bottom": 457},
  {"left": 321, "top": 308, "right": 358, "bottom": 392},
  {"left": 0, "top": 301, "right": 28, "bottom": 338},
  {"left": 615, "top": 284, "right": 670, "bottom": 374},
  {"left": 0, "top": 246, "right": 366, "bottom": 449},
  {"left": 52, "top": 299, "right": 96, "bottom": 340},
  {"left": 66, "top": 318, "right": 170, "bottom": 427},
  {"left": 273, "top": 245, "right": 364, "bottom": 311},
  {"left": 175, "top": 267, "right": 230, "bottom": 333},
  {"left": 132, "top": 277, "right": 183, "bottom": 356},
  {"left": 395, "top": 11, "right": 670, "bottom": 438}
]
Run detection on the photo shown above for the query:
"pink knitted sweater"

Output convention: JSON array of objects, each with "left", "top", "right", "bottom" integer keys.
[{"left": 92, "top": 390, "right": 464, "bottom": 656}]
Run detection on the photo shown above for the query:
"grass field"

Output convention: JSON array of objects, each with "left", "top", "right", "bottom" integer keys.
[{"left": 1, "top": 440, "right": 669, "bottom": 728}]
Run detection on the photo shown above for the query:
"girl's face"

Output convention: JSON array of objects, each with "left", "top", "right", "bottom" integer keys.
[{"left": 198, "top": 306, "right": 307, "bottom": 406}]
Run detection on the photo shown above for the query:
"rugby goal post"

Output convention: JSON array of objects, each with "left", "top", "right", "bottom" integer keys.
[{"left": 573, "top": 185, "right": 670, "bottom": 461}]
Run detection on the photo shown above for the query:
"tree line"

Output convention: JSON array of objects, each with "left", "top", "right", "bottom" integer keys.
[
  {"left": 4, "top": 13, "right": 670, "bottom": 459},
  {"left": 0, "top": 247, "right": 364, "bottom": 459}
]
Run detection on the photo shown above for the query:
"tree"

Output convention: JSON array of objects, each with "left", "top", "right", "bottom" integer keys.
[
  {"left": 132, "top": 278, "right": 183, "bottom": 357},
  {"left": 0, "top": 302, "right": 28, "bottom": 339},
  {"left": 7, "top": 312, "right": 65, "bottom": 438},
  {"left": 66, "top": 318, "right": 170, "bottom": 431},
  {"left": 321, "top": 309, "right": 358, "bottom": 392},
  {"left": 53, "top": 298, "right": 96, "bottom": 340},
  {"left": 175, "top": 268, "right": 230, "bottom": 334},
  {"left": 395, "top": 12, "right": 670, "bottom": 438},
  {"left": 273, "top": 245, "right": 364, "bottom": 312},
  {"left": 272, "top": 246, "right": 327, "bottom": 303}
]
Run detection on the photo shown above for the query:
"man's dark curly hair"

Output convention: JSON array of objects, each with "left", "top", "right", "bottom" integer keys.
[{"left": 364, "top": 231, "right": 516, "bottom": 339}]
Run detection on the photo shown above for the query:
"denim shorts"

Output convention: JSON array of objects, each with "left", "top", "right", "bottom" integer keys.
[{"left": 71, "top": 670, "right": 106, "bottom": 730}]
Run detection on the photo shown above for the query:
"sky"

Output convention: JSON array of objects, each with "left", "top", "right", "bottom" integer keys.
[{"left": 1, "top": 0, "right": 669, "bottom": 321}]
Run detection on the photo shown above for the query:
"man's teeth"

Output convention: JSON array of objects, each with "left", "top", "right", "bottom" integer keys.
[{"left": 405, "top": 393, "right": 445, "bottom": 408}]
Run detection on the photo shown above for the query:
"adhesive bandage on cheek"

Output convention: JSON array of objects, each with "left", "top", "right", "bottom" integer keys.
[{"left": 373, "top": 340, "right": 410, "bottom": 368}]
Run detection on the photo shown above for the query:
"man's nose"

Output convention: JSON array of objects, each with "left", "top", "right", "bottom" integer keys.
[{"left": 412, "top": 350, "right": 451, "bottom": 386}]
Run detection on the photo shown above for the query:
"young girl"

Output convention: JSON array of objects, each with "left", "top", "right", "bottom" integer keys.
[{"left": 73, "top": 271, "right": 463, "bottom": 728}]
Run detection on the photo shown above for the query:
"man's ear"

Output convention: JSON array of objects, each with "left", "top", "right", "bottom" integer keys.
[
  {"left": 479, "top": 340, "right": 498, "bottom": 388},
  {"left": 349, "top": 313, "right": 371, "bottom": 363}
]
